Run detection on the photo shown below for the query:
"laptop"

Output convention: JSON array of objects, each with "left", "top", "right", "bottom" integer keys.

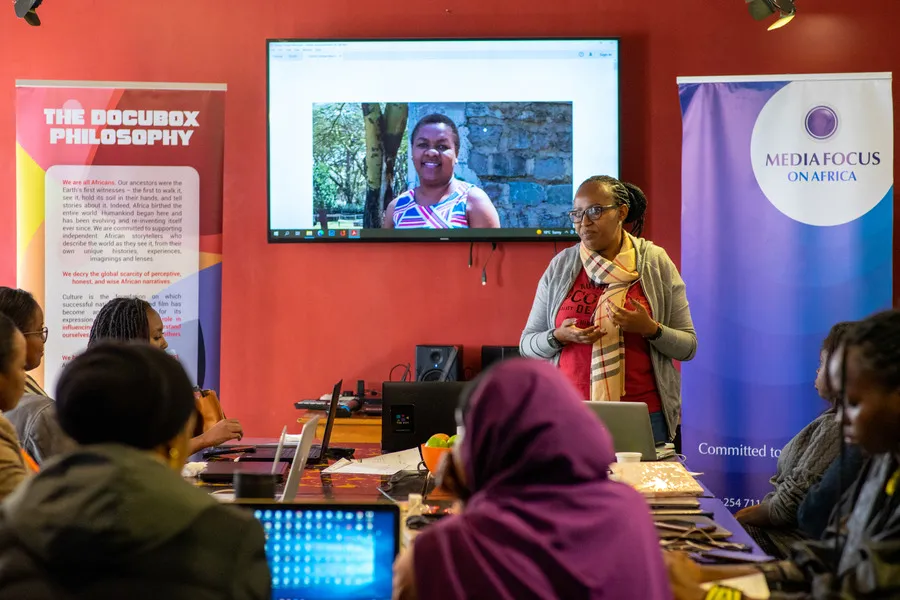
[
  {"left": 281, "top": 416, "right": 319, "bottom": 502},
  {"left": 583, "top": 401, "right": 675, "bottom": 461},
  {"left": 199, "top": 459, "right": 290, "bottom": 484},
  {"left": 243, "top": 502, "right": 400, "bottom": 600},
  {"left": 204, "top": 381, "right": 347, "bottom": 465},
  {"left": 202, "top": 416, "right": 320, "bottom": 496}
]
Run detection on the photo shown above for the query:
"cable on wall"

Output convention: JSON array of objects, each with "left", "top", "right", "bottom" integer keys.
[{"left": 482, "top": 242, "right": 497, "bottom": 285}]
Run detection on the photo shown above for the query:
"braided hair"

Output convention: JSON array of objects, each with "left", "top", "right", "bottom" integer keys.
[
  {"left": 0, "top": 313, "right": 19, "bottom": 374},
  {"left": 88, "top": 297, "right": 153, "bottom": 348},
  {"left": 822, "top": 321, "right": 853, "bottom": 358},
  {"left": 842, "top": 310, "right": 900, "bottom": 392},
  {"left": 0, "top": 287, "right": 40, "bottom": 332},
  {"left": 817, "top": 321, "right": 854, "bottom": 404},
  {"left": 576, "top": 175, "right": 648, "bottom": 237}
]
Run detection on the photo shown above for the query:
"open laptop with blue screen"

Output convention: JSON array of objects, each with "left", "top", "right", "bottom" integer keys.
[{"left": 244, "top": 502, "right": 400, "bottom": 600}]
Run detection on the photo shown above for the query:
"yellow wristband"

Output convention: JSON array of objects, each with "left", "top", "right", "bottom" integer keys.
[{"left": 704, "top": 585, "right": 742, "bottom": 600}]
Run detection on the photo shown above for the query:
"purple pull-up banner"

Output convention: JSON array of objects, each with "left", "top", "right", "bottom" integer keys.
[{"left": 677, "top": 73, "right": 893, "bottom": 508}]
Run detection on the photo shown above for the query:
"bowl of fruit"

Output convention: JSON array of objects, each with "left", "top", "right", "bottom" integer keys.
[{"left": 421, "top": 433, "right": 459, "bottom": 475}]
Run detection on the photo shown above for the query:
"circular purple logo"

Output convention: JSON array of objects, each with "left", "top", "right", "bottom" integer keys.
[{"left": 805, "top": 105, "right": 838, "bottom": 140}]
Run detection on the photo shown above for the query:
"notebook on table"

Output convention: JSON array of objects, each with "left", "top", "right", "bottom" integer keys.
[
  {"left": 241, "top": 502, "right": 400, "bottom": 600},
  {"left": 610, "top": 462, "right": 705, "bottom": 497}
]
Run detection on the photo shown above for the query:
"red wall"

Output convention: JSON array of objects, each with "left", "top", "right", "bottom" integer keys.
[{"left": 0, "top": 1, "right": 896, "bottom": 435}]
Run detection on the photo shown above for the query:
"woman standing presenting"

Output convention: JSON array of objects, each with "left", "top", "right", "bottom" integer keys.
[{"left": 520, "top": 175, "right": 697, "bottom": 442}]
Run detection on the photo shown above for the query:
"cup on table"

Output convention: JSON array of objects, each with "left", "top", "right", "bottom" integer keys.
[{"left": 615, "top": 451, "right": 643, "bottom": 464}]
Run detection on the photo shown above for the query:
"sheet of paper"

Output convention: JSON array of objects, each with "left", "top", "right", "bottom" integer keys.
[
  {"left": 322, "top": 448, "right": 423, "bottom": 475},
  {"left": 701, "top": 574, "right": 770, "bottom": 598},
  {"left": 181, "top": 461, "right": 207, "bottom": 478},
  {"left": 321, "top": 458, "right": 354, "bottom": 473}
]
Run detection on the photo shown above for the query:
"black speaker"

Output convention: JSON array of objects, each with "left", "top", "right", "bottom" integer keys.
[
  {"left": 415, "top": 345, "right": 463, "bottom": 382},
  {"left": 381, "top": 382, "right": 466, "bottom": 453},
  {"left": 481, "top": 345, "right": 521, "bottom": 369}
]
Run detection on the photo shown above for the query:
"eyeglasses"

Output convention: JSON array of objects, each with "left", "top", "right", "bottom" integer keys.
[
  {"left": 23, "top": 327, "right": 49, "bottom": 343},
  {"left": 567, "top": 204, "right": 619, "bottom": 223}
]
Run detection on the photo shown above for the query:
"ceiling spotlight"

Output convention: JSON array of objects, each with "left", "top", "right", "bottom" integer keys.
[
  {"left": 745, "top": 0, "right": 796, "bottom": 30},
  {"left": 14, "top": 0, "right": 43, "bottom": 26},
  {"left": 767, "top": 9, "right": 796, "bottom": 30}
]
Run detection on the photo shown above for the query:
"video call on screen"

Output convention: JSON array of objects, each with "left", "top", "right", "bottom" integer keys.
[{"left": 267, "top": 39, "right": 620, "bottom": 242}]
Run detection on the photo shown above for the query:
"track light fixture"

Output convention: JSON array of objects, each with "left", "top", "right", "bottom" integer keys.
[
  {"left": 746, "top": 0, "right": 796, "bottom": 30},
  {"left": 14, "top": 0, "right": 43, "bottom": 26}
]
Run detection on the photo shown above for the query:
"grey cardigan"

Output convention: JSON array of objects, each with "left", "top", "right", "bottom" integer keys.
[
  {"left": 763, "top": 410, "right": 842, "bottom": 527},
  {"left": 4, "top": 395, "right": 77, "bottom": 465},
  {"left": 519, "top": 234, "right": 697, "bottom": 440},
  {"left": 756, "top": 409, "right": 842, "bottom": 557}
]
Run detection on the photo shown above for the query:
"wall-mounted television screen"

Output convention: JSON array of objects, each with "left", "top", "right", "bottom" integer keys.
[{"left": 267, "top": 38, "right": 619, "bottom": 242}]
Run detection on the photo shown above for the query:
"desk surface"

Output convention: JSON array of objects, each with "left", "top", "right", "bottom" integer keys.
[
  {"left": 199, "top": 441, "right": 765, "bottom": 556},
  {"left": 198, "top": 441, "right": 425, "bottom": 503}
]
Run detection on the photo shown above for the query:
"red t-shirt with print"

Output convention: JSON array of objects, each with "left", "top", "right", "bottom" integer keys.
[{"left": 555, "top": 268, "right": 662, "bottom": 413}]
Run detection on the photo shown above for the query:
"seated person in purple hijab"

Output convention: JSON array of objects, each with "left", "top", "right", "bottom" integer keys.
[{"left": 392, "top": 358, "right": 672, "bottom": 600}]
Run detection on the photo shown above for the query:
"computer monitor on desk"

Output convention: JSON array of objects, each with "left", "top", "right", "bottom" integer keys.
[{"left": 381, "top": 381, "right": 465, "bottom": 453}]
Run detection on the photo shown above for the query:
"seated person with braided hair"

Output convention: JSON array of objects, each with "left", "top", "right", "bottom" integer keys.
[
  {"left": 667, "top": 311, "right": 900, "bottom": 600},
  {"left": 88, "top": 297, "right": 242, "bottom": 454}
]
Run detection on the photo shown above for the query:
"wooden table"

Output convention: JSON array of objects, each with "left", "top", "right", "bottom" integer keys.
[
  {"left": 197, "top": 442, "right": 411, "bottom": 502},
  {"left": 197, "top": 441, "right": 765, "bottom": 556},
  {"left": 298, "top": 412, "right": 382, "bottom": 445}
]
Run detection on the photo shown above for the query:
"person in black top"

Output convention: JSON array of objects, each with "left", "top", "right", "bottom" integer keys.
[
  {"left": 666, "top": 310, "right": 900, "bottom": 599},
  {"left": 797, "top": 444, "right": 867, "bottom": 540},
  {"left": 0, "top": 343, "right": 270, "bottom": 600}
]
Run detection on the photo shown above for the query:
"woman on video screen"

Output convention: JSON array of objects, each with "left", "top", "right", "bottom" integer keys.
[{"left": 384, "top": 114, "right": 501, "bottom": 229}]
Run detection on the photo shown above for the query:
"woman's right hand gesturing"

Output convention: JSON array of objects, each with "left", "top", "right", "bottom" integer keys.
[{"left": 553, "top": 318, "right": 605, "bottom": 346}]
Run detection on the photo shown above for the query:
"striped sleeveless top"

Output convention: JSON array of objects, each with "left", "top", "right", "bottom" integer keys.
[{"left": 392, "top": 183, "right": 472, "bottom": 229}]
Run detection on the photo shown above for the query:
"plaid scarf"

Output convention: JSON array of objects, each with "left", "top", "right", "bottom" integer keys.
[
  {"left": 25, "top": 374, "right": 48, "bottom": 397},
  {"left": 578, "top": 236, "right": 639, "bottom": 402}
]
